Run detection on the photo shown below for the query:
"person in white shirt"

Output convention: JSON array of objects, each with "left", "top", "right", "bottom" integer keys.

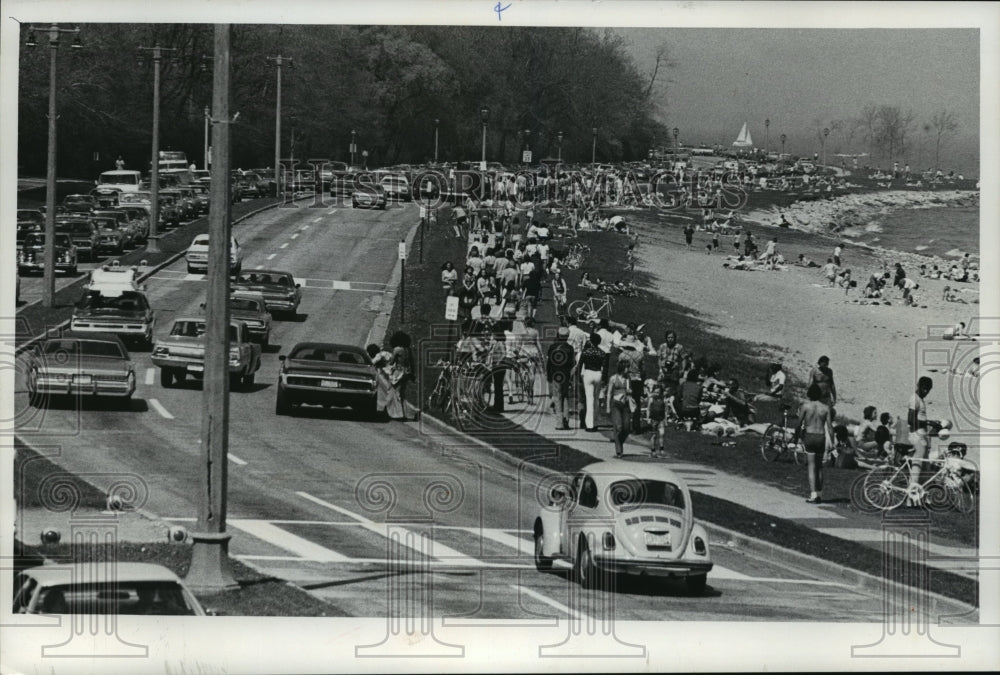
[{"left": 754, "top": 363, "right": 786, "bottom": 402}]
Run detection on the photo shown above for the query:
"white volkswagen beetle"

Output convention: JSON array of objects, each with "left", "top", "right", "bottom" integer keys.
[{"left": 534, "top": 459, "right": 713, "bottom": 593}]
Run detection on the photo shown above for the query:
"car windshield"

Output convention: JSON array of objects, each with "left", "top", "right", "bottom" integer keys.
[
  {"left": 23, "top": 233, "right": 70, "bottom": 247},
  {"left": 78, "top": 291, "right": 148, "bottom": 312},
  {"left": 230, "top": 298, "right": 263, "bottom": 312},
  {"left": 61, "top": 223, "right": 94, "bottom": 235},
  {"left": 289, "top": 346, "right": 369, "bottom": 365},
  {"left": 91, "top": 218, "right": 118, "bottom": 229},
  {"left": 237, "top": 272, "right": 290, "bottom": 286},
  {"left": 170, "top": 321, "right": 206, "bottom": 338},
  {"left": 64, "top": 196, "right": 91, "bottom": 204},
  {"left": 42, "top": 339, "right": 126, "bottom": 360},
  {"left": 126, "top": 193, "right": 152, "bottom": 203},
  {"left": 36, "top": 581, "right": 197, "bottom": 615},
  {"left": 100, "top": 174, "right": 139, "bottom": 185},
  {"left": 607, "top": 479, "right": 685, "bottom": 511},
  {"left": 18, "top": 210, "right": 44, "bottom": 223}
]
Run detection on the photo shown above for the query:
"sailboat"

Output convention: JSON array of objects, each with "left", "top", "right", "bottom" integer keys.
[{"left": 732, "top": 122, "right": 754, "bottom": 148}]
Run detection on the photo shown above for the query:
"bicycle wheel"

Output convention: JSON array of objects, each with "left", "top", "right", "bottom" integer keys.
[
  {"left": 760, "top": 426, "right": 784, "bottom": 462},
  {"left": 949, "top": 479, "right": 975, "bottom": 514},
  {"left": 567, "top": 300, "right": 589, "bottom": 320},
  {"left": 862, "top": 466, "right": 908, "bottom": 510},
  {"left": 792, "top": 441, "right": 807, "bottom": 465}
]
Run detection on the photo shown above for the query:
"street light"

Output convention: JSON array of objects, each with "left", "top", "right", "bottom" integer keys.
[
  {"left": 592, "top": 127, "right": 598, "bottom": 164},
  {"left": 266, "top": 55, "right": 293, "bottom": 196},
  {"left": 137, "top": 41, "right": 178, "bottom": 254},
  {"left": 765, "top": 118, "right": 770, "bottom": 154},
  {"left": 480, "top": 106, "right": 489, "bottom": 171},
  {"left": 433, "top": 119, "right": 439, "bottom": 163},
  {"left": 25, "top": 23, "right": 82, "bottom": 308},
  {"left": 780, "top": 133, "right": 787, "bottom": 157},
  {"left": 523, "top": 128, "right": 531, "bottom": 163},
  {"left": 557, "top": 131, "right": 564, "bottom": 162},
  {"left": 350, "top": 129, "right": 356, "bottom": 169},
  {"left": 822, "top": 127, "right": 830, "bottom": 167}
]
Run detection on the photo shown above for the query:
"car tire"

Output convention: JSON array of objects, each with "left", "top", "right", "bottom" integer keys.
[
  {"left": 229, "top": 373, "right": 242, "bottom": 389},
  {"left": 261, "top": 333, "right": 269, "bottom": 349},
  {"left": 533, "top": 522, "right": 553, "bottom": 572},
  {"left": 685, "top": 573, "right": 708, "bottom": 595},
  {"left": 243, "top": 371, "right": 255, "bottom": 387},
  {"left": 160, "top": 368, "right": 174, "bottom": 388},
  {"left": 573, "top": 536, "right": 597, "bottom": 588},
  {"left": 352, "top": 199, "right": 359, "bottom": 208},
  {"left": 187, "top": 264, "right": 195, "bottom": 274},
  {"left": 275, "top": 387, "right": 292, "bottom": 416}
]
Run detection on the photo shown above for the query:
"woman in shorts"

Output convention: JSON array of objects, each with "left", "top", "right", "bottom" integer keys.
[{"left": 798, "top": 383, "right": 834, "bottom": 504}]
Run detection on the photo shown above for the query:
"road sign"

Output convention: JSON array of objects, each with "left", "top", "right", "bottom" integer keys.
[
  {"left": 445, "top": 295, "right": 459, "bottom": 321},
  {"left": 522, "top": 150, "right": 532, "bottom": 163},
  {"left": 398, "top": 242, "right": 407, "bottom": 260},
  {"left": 349, "top": 143, "right": 356, "bottom": 153}
]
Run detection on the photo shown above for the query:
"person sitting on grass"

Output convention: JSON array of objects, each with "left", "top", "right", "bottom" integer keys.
[
  {"left": 863, "top": 273, "right": 883, "bottom": 299},
  {"left": 942, "top": 285, "right": 968, "bottom": 303},
  {"left": 753, "top": 363, "right": 786, "bottom": 402},
  {"left": 796, "top": 254, "right": 819, "bottom": 268},
  {"left": 853, "top": 405, "right": 881, "bottom": 455},
  {"left": 723, "top": 379, "right": 755, "bottom": 425}
]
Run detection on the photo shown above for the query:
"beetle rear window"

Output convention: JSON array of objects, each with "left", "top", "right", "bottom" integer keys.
[{"left": 608, "top": 479, "right": 685, "bottom": 510}]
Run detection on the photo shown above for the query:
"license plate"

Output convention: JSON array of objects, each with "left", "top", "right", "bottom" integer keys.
[
  {"left": 644, "top": 532, "right": 671, "bottom": 548},
  {"left": 320, "top": 380, "right": 340, "bottom": 388},
  {"left": 188, "top": 364, "right": 204, "bottom": 373},
  {"left": 74, "top": 375, "right": 93, "bottom": 385}
]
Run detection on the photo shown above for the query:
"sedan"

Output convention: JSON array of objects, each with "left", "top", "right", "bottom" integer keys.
[
  {"left": 275, "top": 342, "right": 378, "bottom": 417},
  {"left": 24, "top": 333, "right": 136, "bottom": 407},
  {"left": 231, "top": 269, "right": 301, "bottom": 317},
  {"left": 62, "top": 194, "right": 98, "bottom": 214},
  {"left": 185, "top": 234, "right": 243, "bottom": 275},
  {"left": 18, "top": 232, "right": 78, "bottom": 275},
  {"left": 352, "top": 183, "right": 388, "bottom": 210},
  {"left": 13, "top": 563, "right": 208, "bottom": 615},
  {"left": 534, "top": 459, "right": 713, "bottom": 593},
  {"left": 226, "top": 291, "right": 272, "bottom": 346}
]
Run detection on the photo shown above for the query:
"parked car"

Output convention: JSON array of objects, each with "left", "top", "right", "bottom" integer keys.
[
  {"left": 13, "top": 563, "right": 207, "bottom": 615},
  {"left": 62, "top": 194, "right": 98, "bottom": 214},
  {"left": 231, "top": 268, "right": 301, "bottom": 317},
  {"left": 151, "top": 317, "right": 261, "bottom": 389},
  {"left": 18, "top": 232, "right": 78, "bottom": 275},
  {"left": 534, "top": 459, "right": 713, "bottom": 593},
  {"left": 55, "top": 217, "right": 99, "bottom": 261},
  {"left": 24, "top": 332, "right": 135, "bottom": 406},
  {"left": 352, "top": 183, "right": 387, "bottom": 209},
  {"left": 185, "top": 234, "right": 243, "bottom": 275},
  {"left": 275, "top": 342, "right": 378, "bottom": 417}
]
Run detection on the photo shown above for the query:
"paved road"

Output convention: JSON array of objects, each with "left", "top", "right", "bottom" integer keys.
[{"left": 15, "top": 199, "right": 890, "bottom": 621}]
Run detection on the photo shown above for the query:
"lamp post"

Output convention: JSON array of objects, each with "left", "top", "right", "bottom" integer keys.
[
  {"left": 350, "top": 129, "right": 356, "bottom": 169},
  {"left": 362, "top": 149, "right": 369, "bottom": 170},
  {"left": 266, "top": 55, "right": 293, "bottom": 197},
  {"left": 25, "top": 24, "right": 81, "bottom": 308},
  {"left": 480, "top": 106, "right": 490, "bottom": 171},
  {"left": 780, "top": 133, "right": 786, "bottom": 157},
  {"left": 557, "top": 131, "right": 564, "bottom": 162},
  {"left": 523, "top": 128, "right": 531, "bottom": 164},
  {"left": 822, "top": 127, "right": 830, "bottom": 167},
  {"left": 765, "top": 118, "right": 770, "bottom": 154},
  {"left": 591, "top": 127, "right": 597, "bottom": 164},
  {"left": 137, "top": 42, "right": 177, "bottom": 254},
  {"left": 433, "top": 119, "right": 439, "bottom": 163},
  {"left": 203, "top": 106, "right": 210, "bottom": 170},
  {"left": 672, "top": 127, "right": 679, "bottom": 156}
]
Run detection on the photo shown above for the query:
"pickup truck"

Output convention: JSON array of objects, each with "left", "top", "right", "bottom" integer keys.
[{"left": 151, "top": 317, "right": 261, "bottom": 390}]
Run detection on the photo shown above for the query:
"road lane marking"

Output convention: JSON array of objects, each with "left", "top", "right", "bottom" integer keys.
[
  {"left": 267, "top": 253, "right": 277, "bottom": 260},
  {"left": 280, "top": 243, "right": 289, "bottom": 249},
  {"left": 301, "top": 225, "right": 310, "bottom": 230},
  {"left": 311, "top": 216, "right": 322, "bottom": 223},
  {"left": 468, "top": 527, "right": 532, "bottom": 555},
  {"left": 333, "top": 280, "right": 350, "bottom": 290},
  {"left": 295, "top": 491, "right": 485, "bottom": 566},
  {"left": 229, "top": 519, "right": 350, "bottom": 562},
  {"left": 514, "top": 585, "right": 589, "bottom": 620},
  {"left": 291, "top": 233, "right": 299, "bottom": 239},
  {"left": 144, "top": 368, "right": 155, "bottom": 386},
  {"left": 148, "top": 398, "right": 174, "bottom": 419},
  {"left": 228, "top": 453, "right": 247, "bottom": 466}
]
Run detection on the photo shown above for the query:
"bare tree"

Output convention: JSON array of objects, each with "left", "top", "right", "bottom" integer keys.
[
  {"left": 929, "top": 109, "right": 959, "bottom": 170},
  {"left": 858, "top": 104, "right": 879, "bottom": 160},
  {"left": 874, "top": 105, "right": 914, "bottom": 166}
]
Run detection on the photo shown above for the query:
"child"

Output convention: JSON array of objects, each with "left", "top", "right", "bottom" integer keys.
[
  {"left": 875, "top": 412, "right": 894, "bottom": 458},
  {"left": 648, "top": 384, "right": 667, "bottom": 456},
  {"left": 822, "top": 258, "right": 838, "bottom": 287},
  {"left": 712, "top": 232, "right": 720, "bottom": 250}
]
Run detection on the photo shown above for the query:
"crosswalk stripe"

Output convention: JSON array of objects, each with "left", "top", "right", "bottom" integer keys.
[
  {"left": 144, "top": 368, "right": 155, "bottom": 386},
  {"left": 230, "top": 519, "right": 350, "bottom": 562},
  {"left": 468, "top": 527, "right": 532, "bottom": 555}
]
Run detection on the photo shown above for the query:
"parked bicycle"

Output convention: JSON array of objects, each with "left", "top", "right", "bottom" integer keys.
[
  {"left": 760, "top": 404, "right": 807, "bottom": 464},
  {"left": 861, "top": 449, "right": 976, "bottom": 513},
  {"left": 567, "top": 293, "right": 614, "bottom": 322}
]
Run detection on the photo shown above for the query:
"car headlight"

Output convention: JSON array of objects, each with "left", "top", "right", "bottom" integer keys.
[
  {"left": 693, "top": 536, "right": 706, "bottom": 556},
  {"left": 228, "top": 349, "right": 241, "bottom": 364}
]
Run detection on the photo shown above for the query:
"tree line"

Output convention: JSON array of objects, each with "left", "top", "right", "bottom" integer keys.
[{"left": 16, "top": 24, "right": 671, "bottom": 178}]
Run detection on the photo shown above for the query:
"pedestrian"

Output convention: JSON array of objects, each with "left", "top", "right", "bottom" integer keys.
[
  {"left": 648, "top": 383, "right": 667, "bottom": 456},
  {"left": 605, "top": 360, "right": 633, "bottom": 457},
  {"left": 656, "top": 330, "right": 684, "bottom": 394},
  {"left": 617, "top": 324, "right": 655, "bottom": 431},
  {"left": 763, "top": 237, "right": 778, "bottom": 270},
  {"left": 807, "top": 355, "right": 838, "bottom": 419},
  {"left": 367, "top": 343, "right": 403, "bottom": 419},
  {"left": 712, "top": 231, "right": 720, "bottom": 250},
  {"left": 115, "top": 155, "right": 125, "bottom": 170},
  {"left": 487, "top": 329, "right": 508, "bottom": 413},
  {"left": 797, "top": 383, "right": 834, "bottom": 504},
  {"left": 547, "top": 326, "right": 576, "bottom": 430},
  {"left": 683, "top": 223, "right": 695, "bottom": 248},
  {"left": 578, "top": 332, "right": 605, "bottom": 432},
  {"left": 906, "top": 376, "right": 934, "bottom": 504},
  {"left": 833, "top": 242, "right": 843, "bottom": 267},
  {"left": 822, "top": 258, "right": 838, "bottom": 287},
  {"left": 388, "top": 331, "right": 414, "bottom": 421},
  {"left": 551, "top": 270, "right": 568, "bottom": 316}
]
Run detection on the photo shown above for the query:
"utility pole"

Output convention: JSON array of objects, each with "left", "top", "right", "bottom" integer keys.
[
  {"left": 203, "top": 106, "right": 210, "bottom": 170},
  {"left": 185, "top": 23, "right": 238, "bottom": 594},
  {"left": 137, "top": 42, "right": 177, "bottom": 254}
]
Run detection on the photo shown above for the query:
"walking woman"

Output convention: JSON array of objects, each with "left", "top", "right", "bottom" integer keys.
[
  {"left": 605, "top": 360, "right": 633, "bottom": 457},
  {"left": 798, "top": 383, "right": 834, "bottom": 504},
  {"left": 388, "top": 331, "right": 414, "bottom": 421},
  {"left": 578, "top": 332, "right": 605, "bottom": 432}
]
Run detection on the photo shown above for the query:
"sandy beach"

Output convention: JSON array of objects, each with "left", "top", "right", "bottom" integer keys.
[{"left": 635, "top": 211, "right": 981, "bottom": 462}]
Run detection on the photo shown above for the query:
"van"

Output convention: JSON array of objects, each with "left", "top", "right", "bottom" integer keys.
[{"left": 97, "top": 170, "right": 142, "bottom": 193}]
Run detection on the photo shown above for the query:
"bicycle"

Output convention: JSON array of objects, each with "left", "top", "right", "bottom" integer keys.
[
  {"left": 760, "top": 404, "right": 807, "bottom": 464},
  {"left": 567, "top": 293, "right": 614, "bottom": 322},
  {"left": 861, "top": 451, "right": 976, "bottom": 513}
]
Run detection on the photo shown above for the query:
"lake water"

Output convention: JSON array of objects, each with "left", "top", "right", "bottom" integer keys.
[{"left": 861, "top": 205, "right": 979, "bottom": 260}]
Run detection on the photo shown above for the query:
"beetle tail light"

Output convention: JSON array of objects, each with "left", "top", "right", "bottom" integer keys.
[
  {"left": 603, "top": 532, "right": 615, "bottom": 550},
  {"left": 694, "top": 536, "right": 706, "bottom": 555}
]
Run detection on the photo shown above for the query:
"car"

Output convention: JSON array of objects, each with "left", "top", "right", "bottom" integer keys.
[
  {"left": 62, "top": 194, "right": 99, "bottom": 214},
  {"left": 95, "top": 169, "right": 142, "bottom": 194},
  {"left": 13, "top": 563, "right": 207, "bottom": 615},
  {"left": 161, "top": 189, "right": 195, "bottom": 221},
  {"left": 231, "top": 268, "right": 301, "bottom": 317},
  {"left": 151, "top": 317, "right": 261, "bottom": 389},
  {"left": 534, "top": 459, "right": 713, "bottom": 593},
  {"left": 93, "top": 209, "right": 137, "bottom": 248},
  {"left": 185, "top": 234, "right": 243, "bottom": 275},
  {"left": 380, "top": 174, "right": 412, "bottom": 202},
  {"left": 188, "top": 183, "right": 211, "bottom": 214},
  {"left": 90, "top": 215, "right": 127, "bottom": 254},
  {"left": 16, "top": 222, "right": 43, "bottom": 253},
  {"left": 156, "top": 193, "right": 182, "bottom": 227},
  {"left": 17, "top": 208, "right": 45, "bottom": 227},
  {"left": 55, "top": 217, "right": 99, "bottom": 261},
  {"left": 90, "top": 186, "right": 121, "bottom": 208},
  {"left": 190, "top": 169, "right": 210, "bottom": 183},
  {"left": 274, "top": 342, "right": 378, "bottom": 417},
  {"left": 112, "top": 205, "right": 150, "bottom": 243},
  {"left": 352, "top": 183, "right": 388, "bottom": 209},
  {"left": 24, "top": 332, "right": 136, "bottom": 406},
  {"left": 219, "top": 291, "right": 272, "bottom": 346},
  {"left": 17, "top": 232, "right": 78, "bottom": 275},
  {"left": 71, "top": 267, "right": 155, "bottom": 348}
]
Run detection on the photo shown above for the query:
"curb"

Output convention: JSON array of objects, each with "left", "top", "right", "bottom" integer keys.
[{"left": 14, "top": 198, "right": 297, "bottom": 357}]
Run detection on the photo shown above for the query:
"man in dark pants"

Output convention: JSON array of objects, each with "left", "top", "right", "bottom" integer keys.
[
  {"left": 547, "top": 326, "right": 576, "bottom": 430},
  {"left": 488, "top": 329, "right": 508, "bottom": 413}
]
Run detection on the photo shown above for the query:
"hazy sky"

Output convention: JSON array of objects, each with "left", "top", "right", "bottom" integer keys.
[{"left": 615, "top": 28, "right": 979, "bottom": 156}]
